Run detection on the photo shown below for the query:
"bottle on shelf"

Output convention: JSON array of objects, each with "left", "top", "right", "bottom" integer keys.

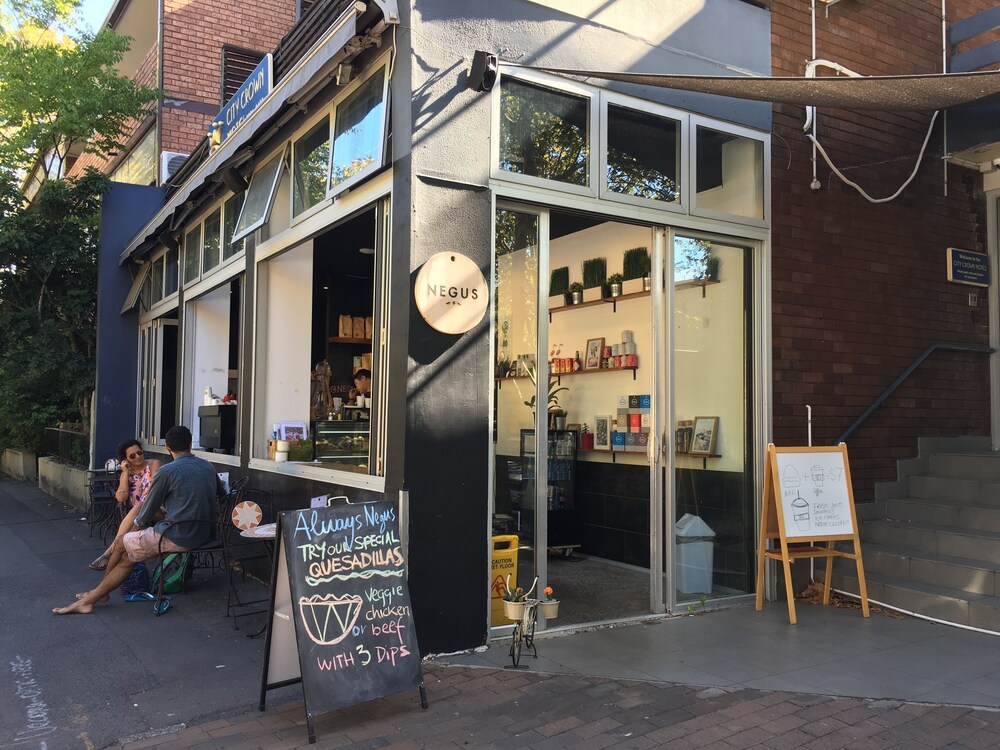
[{"left": 574, "top": 351, "right": 582, "bottom": 371}]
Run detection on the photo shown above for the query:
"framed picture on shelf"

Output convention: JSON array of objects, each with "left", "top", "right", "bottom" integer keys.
[
  {"left": 280, "top": 421, "right": 308, "bottom": 441},
  {"left": 566, "top": 422, "right": 581, "bottom": 441},
  {"left": 690, "top": 416, "right": 719, "bottom": 455},
  {"left": 584, "top": 337, "right": 605, "bottom": 370},
  {"left": 593, "top": 414, "right": 612, "bottom": 451}
]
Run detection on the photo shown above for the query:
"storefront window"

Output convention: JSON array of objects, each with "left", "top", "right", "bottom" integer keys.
[
  {"left": 329, "top": 67, "right": 387, "bottom": 193},
  {"left": 164, "top": 248, "right": 179, "bottom": 296},
  {"left": 111, "top": 127, "right": 157, "bottom": 186},
  {"left": 232, "top": 150, "right": 285, "bottom": 243},
  {"left": 150, "top": 257, "right": 164, "bottom": 305},
  {"left": 223, "top": 193, "right": 246, "bottom": 261},
  {"left": 138, "top": 316, "right": 178, "bottom": 444},
  {"left": 203, "top": 208, "right": 222, "bottom": 273},
  {"left": 293, "top": 119, "right": 331, "bottom": 216},
  {"left": 183, "top": 225, "right": 201, "bottom": 285},
  {"left": 499, "top": 77, "right": 590, "bottom": 187},
  {"left": 606, "top": 104, "right": 680, "bottom": 204},
  {"left": 694, "top": 125, "right": 764, "bottom": 221}
]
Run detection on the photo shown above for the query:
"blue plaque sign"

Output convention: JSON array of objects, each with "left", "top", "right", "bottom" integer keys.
[
  {"left": 209, "top": 54, "right": 273, "bottom": 152},
  {"left": 947, "top": 247, "right": 989, "bottom": 288}
]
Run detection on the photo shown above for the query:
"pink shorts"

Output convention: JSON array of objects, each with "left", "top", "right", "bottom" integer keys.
[{"left": 122, "top": 527, "right": 187, "bottom": 564}]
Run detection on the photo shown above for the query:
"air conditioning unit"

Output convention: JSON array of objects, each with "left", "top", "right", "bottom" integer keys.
[{"left": 159, "top": 151, "right": 189, "bottom": 185}]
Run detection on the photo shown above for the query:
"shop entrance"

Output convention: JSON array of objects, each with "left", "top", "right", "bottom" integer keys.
[{"left": 493, "top": 207, "right": 758, "bottom": 629}]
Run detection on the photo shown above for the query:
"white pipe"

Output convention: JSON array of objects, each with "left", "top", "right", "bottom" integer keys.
[
  {"left": 810, "top": 0, "right": 818, "bottom": 188},
  {"left": 942, "top": 0, "right": 948, "bottom": 197},
  {"left": 807, "top": 405, "right": 812, "bottom": 447},
  {"left": 835, "top": 589, "right": 1000, "bottom": 638}
]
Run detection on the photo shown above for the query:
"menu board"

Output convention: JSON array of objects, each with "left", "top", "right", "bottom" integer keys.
[
  {"left": 773, "top": 449, "right": 854, "bottom": 539},
  {"left": 260, "top": 500, "right": 425, "bottom": 737}
]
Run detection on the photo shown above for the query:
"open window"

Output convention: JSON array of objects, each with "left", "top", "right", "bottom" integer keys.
[{"left": 232, "top": 148, "right": 287, "bottom": 243}]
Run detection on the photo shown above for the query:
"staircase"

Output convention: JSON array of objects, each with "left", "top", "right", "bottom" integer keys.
[{"left": 830, "top": 437, "right": 1000, "bottom": 631}]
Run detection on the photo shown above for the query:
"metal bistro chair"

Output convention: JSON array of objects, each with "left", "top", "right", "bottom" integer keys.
[
  {"left": 85, "top": 468, "right": 123, "bottom": 545},
  {"left": 149, "top": 478, "right": 248, "bottom": 616},
  {"left": 223, "top": 488, "right": 274, "bottom": 628}
]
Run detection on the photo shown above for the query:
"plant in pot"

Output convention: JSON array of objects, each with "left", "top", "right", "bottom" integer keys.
[
  {"left": 539, "top": 586, "right": 560, "bottom": 619},
  {"left": 581, "top": 257, "right": 607, "bottom": 302},
  {"left": 622, "top": 246, "right": 650, "bottom": 294},
  {"left": 568, "top": 281, "right": 584, "bottom": 305},
  {"left": 608, "top": 272, "right": 624, "bottom": 298},
  {"left": 549, "top": 266, "right": 569, "bottom": 309},
  {"left": 580, "top": 423, "right": 594, "bottom": 451},
  {"left": 703, "top": 255, "right": 721, "bottom": 281},
  {"left": 523, "top": 366, "right": 569, "bottom": 422},
  {"left": 550, "top": 408, "right": 567, "bottom": 431},
  {"left": 501, "top": 573, "right": 535, "bottom": 619}
]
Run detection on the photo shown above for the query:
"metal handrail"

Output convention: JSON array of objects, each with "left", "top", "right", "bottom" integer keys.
[{"left": 836, "top": 342, "right": 994, "bottom": 444}]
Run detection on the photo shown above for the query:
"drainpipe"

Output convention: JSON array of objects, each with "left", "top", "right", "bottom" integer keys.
[
  {"left": 942, "top": 0, "right": 948, "bottom": 197},
  {"left": 156, "top": 0, "right": 165, "bottom": 183}
]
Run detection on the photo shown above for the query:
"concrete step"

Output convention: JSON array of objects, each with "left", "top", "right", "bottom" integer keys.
[
  {"left": 833, "top": 542, "right": 1000, "bottom": 596},
  {"left": 830, "top": 567, "right": 1000, "bottom": 632},
  {"left": 908, "top": 475, "right": 1000, "bottom": 506},
  {"left": 927, "top": 452, "right": 1000, "bottom": 481},
  {"left": 862, "top": 519, "right": 1000, "bottom": 563},
  {"left": 885, "top": 498, "right": 1000, "bottom": 534}
]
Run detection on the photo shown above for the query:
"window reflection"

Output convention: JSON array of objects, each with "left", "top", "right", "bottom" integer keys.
[
  {"left": 607, "top": 104, "right": 679, "bottom": 203},
  {"left": 499, "top": 78, "right": 589, "bottom": 186},
  {"left": 695, "top": 126, "right": 764, "bottom": 220},
  {"left": 293, "top": 119, "right": 331, "bottom": 215},
  {"left": 330, "top": 68, "right": 386, "bottom": 191}
]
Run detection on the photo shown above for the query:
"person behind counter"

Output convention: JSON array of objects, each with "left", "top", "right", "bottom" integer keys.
[{"left": 347, "top": 368, "right": 371, "bottom": 406}]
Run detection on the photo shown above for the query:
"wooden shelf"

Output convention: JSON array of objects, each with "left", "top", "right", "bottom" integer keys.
[
  {"left": 327, "top": 336, "right": 372, "bottom": 344},
  {"left": 550, "top": 290, "right": 649, "bottom": 319},
  {"left": 675, "top": 278, "right": 720, "bottom": 297},
  {"left": 496, "top": 366, "right": 637, "bottom": 387}
]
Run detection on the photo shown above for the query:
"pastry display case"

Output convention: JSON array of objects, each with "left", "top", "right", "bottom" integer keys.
[{"left": 314, "top": 419, "right": 371, "bottom": 470}]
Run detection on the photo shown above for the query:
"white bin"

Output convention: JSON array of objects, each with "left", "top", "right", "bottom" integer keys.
[{"left": 675, "top": 513, "right": 715, "bottom": 594}]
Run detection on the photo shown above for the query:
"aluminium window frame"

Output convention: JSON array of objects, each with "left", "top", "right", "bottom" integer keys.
[
  {"left": 326, "top": 61, "right": 391, "bottom": 199},
  {"left": 231, "top": 146, "right": 289, "bottom": 243}
]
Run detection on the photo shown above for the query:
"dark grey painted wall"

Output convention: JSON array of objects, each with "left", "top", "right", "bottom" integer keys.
[{"left": 94, "top": 183, "right": 165, "bottom": 467}]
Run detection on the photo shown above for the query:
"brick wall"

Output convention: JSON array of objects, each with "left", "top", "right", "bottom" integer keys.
[{"left": 769, "top": 0, "right": 995, "bottom": 500}]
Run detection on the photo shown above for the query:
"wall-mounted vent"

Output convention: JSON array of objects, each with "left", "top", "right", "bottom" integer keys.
[{"left": 159, "top": 151, "right": 189, "bottom": 185}]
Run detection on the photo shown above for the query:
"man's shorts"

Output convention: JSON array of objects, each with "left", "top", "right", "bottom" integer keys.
[{"left": 122, "top": 527, "right": 187, "bottom": 564}]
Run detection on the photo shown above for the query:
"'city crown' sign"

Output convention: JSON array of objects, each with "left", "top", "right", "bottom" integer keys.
[
  {"left": 209, "top": 54, "right": 273, "bottom": 153},
  {"left": 414, "top": 252, "right": 489, "bottom": 334}
]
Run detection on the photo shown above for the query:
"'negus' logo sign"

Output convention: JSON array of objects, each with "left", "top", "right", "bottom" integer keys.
[{"left": 414, "top": 253, "right": 489, "bottom": 334}]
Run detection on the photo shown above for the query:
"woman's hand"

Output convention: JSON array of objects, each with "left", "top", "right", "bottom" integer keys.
[{"left": 120, "top": 460, "right": 129, "bottom": 472}]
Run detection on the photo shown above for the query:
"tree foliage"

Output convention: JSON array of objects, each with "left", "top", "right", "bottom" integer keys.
[{"left": 0, "top": 1, "right": 157, "bottom": 453}]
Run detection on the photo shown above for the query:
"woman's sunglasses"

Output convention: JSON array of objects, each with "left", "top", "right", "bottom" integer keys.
[{"left": 126, "top": 450, "right": 144, "bottom": 459}]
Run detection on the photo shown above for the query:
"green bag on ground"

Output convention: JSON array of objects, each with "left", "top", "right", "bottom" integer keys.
[{"left": 150, "top": 552, "right": 194, "bottom": 595}]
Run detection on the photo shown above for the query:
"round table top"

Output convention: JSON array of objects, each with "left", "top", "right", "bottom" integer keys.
[{"left": 240, "top": 522, "right": 277, "bottom": 539}]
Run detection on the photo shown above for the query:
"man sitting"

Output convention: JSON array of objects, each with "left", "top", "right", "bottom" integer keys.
[{"left": 54, "top": 425, "right": 224, "bottom": 615}]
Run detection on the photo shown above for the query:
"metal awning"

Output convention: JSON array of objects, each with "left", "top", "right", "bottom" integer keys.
[
  {"left": 119, "top": 1, "right": 366, "bottom": 264},
  {"left": 529, "top": 67, "right": 1000, "bottom": 112}
]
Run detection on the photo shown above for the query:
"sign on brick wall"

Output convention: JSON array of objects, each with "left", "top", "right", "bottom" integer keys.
[
  {"left": 947, "top": 247, "right": 989, "bottom": 287},
  {"left": 208, "top": 54, "right": 273, "bottom": 153}
]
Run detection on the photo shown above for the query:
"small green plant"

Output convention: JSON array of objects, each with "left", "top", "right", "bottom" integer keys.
[
  {"left": 581, "top": 423, "right": 590, "bottom": 434},
  {"left": 582, "top": 257, "right": 607, "bottom": 289},
  {"left": 523, "top": 366, "right": 569, "bottom": 412},
  {"left": 622, "top": 246, "right": 650, "bottom": 281},
  {"left": 549, "top": 266, "right": 569, "bottom": 296},
  {"left": 608, "top": 272, "right": 624, "bottom": 285},
  {"left": 568, "top": 281, "right": 584, "bottom": 293},
  {"left": 703, "top": 255, "right": 720, "bottom": 280}
]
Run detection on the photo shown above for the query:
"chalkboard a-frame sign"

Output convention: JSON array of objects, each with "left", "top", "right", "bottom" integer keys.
[{"left": 259, "top": 499, "right": 428, "bottom": 743}]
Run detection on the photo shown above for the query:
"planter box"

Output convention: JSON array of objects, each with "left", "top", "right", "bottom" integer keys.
[
  {"left": 622, "top": 278, "right": 645, "bottom": 295},
  {"left": 583, "top": 286, "right": 603, "bottom": 303},
  {"left": 548, "top": 294, "right": 566, "bottom": 310}
]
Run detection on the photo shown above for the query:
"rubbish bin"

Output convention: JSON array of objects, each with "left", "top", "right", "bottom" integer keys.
[
  {"left": 675, "top": 513, "right": 715, "bottom": 594},
  {"left": 490, "top": 535, "right": 518, "bottom": 626}
]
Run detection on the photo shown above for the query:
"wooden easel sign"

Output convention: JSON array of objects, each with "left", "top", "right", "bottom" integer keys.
[{"left": 755, "top": 444, "right": 869, "bottom": 624}]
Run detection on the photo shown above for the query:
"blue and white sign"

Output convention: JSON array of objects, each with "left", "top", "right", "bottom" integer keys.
[
  {"left": 947, "top": 247, "right": 990, "bottom": 288},
  {"left": 209, "top": 54, "right": 273, "bottom": 152}
]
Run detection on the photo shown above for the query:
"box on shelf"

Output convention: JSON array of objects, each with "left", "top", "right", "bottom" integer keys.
[
  {"left": 628, "top": 395, "right": 641, "bottom": 408},
  {"left": 611, "top": 432, "right": 626, "bottom": 451},
  {"left": 365, "top": 316, "right": 373, "bottom": 338},
  {"left": 621, "top": 330, "right": 634, "bottom": 343},
  {"left": 338, "top": 315, "right": 353, "bottom": 337},
  {"left": 352, "top": 317, "right": 366, "bottom": 339},
  {"left": 629, "top": 413, "right": 642, "bottom": 433}
]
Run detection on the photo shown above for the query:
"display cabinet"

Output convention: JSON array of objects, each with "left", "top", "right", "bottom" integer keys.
[
  {"left": 314, "top": 419, "right": 370, "bottom": 470},
  {"left": 520, "top": 429, "right": 581, "bottom": 551}
]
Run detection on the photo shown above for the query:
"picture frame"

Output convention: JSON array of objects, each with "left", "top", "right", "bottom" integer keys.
[
  {"left": 584, "top": 337, "right": 605, "bottom": 370},
  {"left": 279, "top": 421, "right": 308, "bottom": 441},
  {"left": 566, "top": 422, "right": 582, "bottom": 445},
  {"left": 690, "top": 416, "right": 719, "bottom": 455},
  {"left": 593, "top": 414, "right": 612, "bottom": 451}
]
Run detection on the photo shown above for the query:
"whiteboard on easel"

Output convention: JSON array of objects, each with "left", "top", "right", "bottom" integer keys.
[{"left": 773, "top": 448, "right": 854, "bottom": 539}]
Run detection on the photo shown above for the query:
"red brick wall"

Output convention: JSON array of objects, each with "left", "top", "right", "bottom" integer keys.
[{"left": 770, "top": 0, "right": 994, "bottom": 500}]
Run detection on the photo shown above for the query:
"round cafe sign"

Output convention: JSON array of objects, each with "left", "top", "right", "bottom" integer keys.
[{"left": 414, "top": 252, "right": 489, "bottom": 334}]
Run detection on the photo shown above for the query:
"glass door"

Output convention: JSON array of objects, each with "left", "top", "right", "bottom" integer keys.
[{"left": 666, "top": 234, "right": 756, "bottom": 610}]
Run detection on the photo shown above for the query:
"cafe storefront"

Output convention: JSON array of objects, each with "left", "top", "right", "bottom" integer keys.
[{"left": 97, "top": 0, "right": 773, "bottom": 654}]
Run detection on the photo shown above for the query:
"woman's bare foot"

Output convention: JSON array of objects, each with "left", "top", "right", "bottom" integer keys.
[
  {"left": 75, "top": 592, "right": 109, "bottom": 602},
  {"left": 53, "top": 599, "right": 94, "bottom": 615}
]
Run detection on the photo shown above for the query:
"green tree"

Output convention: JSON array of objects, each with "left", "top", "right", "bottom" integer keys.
[{"left": 0, "top": 1, "right": 157, "bottom": 453}]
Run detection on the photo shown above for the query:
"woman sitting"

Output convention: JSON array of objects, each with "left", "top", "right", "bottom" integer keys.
[{"left": 88, "top": 440, "right": 162, "bottom": 570}]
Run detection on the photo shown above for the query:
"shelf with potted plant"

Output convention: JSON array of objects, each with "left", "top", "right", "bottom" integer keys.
[{"left": 496, "top": 366, "right": 638, "bottom": 386}]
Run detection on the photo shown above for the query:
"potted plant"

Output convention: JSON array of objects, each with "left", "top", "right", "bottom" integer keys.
[
  {"left": 550, "top": 408, "right": 567, "bottom": 431},
  {"left": 582, "top": 257, "right": 607, "bottom": 302},
  {"left": 608, "top": 272, "right": 624, "bottom": 297},
  {"left": 549, "top": 266, "right": 569, "bottom": 309},
  {"left": 580, "top": 423, "right": 594, "bottom": 451},
  {"left": 501, "top": 573, "right": 535, "bottom": 619},
  {"left": 538, "top": 586, "right": 560, "bottom": 619},
  {"left": 523, "top": 366, "right": 569, "bottom": 420},
  {"left": 622, "top": 246, "right": 650, "bottom": 294},
  {"left": 568, "top": 281, "right": 584, "bottom": 305},
  {"left": 703, "top": 255, "right": 720, "bottom": 281}
]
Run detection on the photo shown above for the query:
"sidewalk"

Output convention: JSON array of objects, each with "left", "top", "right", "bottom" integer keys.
[{"left": 5, "top": 475, "right": 1000, "bottom": 749}]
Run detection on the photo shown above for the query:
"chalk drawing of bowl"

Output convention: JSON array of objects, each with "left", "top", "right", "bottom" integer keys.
[{"left": 299, "top": 593, "right": 363, "bottom": 645}]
